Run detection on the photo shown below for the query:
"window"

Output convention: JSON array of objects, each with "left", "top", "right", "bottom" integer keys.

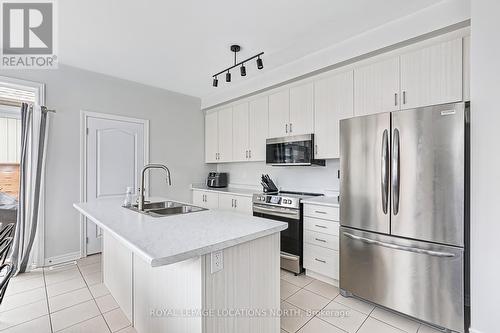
[{"left": 0, "top": 86, "right": 36, "bottom": 200}]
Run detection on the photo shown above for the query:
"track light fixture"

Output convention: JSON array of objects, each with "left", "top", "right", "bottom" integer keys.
[
  {"left": 212, "top": 44, "right": 264, "bottom": 87},
  {"left": 257, "top": 56, "right": 263, "bottom": 70}
]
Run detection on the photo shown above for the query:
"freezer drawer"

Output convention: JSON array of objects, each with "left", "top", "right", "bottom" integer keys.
[{"left": 340, "top": 227, "right": 465, "bottom": 333}]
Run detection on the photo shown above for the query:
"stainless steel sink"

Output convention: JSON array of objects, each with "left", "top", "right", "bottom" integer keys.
[{"left": 125, "top": 201, "right": 207, "bottom": 217}]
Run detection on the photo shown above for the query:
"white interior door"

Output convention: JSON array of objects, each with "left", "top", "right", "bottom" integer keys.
[{"left": 86, "top": 115, "right": 145, "bottom": 255}]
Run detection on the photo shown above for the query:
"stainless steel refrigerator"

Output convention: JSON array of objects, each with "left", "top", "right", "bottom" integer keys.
[{"left": 339, "top": 102, "right": 470, "bottom": 333}]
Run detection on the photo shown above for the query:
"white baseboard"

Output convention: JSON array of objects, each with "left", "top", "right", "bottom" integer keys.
[
  {"left": 44, "top": 251, "right": 81, "bottom": 266},
  {"left": 468, "top": 329, "right": 484, "bottom": 333},
  {"left": 305, "top": 270, "right": 339, "bottom": 287}
]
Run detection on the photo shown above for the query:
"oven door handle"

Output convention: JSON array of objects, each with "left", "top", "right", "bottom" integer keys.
[
  {"left": 253, "top": 204, "right": 300, "bottom": 219},
  {"left": 280, "top": 252, "right": 299, "bottom": 261}
]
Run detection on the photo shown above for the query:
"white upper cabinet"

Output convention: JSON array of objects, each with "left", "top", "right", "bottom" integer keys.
[
  {"left": 248, "top": 96, "right": 268, "bottom": 161},
  {"left": 314, "top": 71, "right": 354, "bottom": 159},
  {"left": 463, "top": 36, "right": 470, "bottom": 101},
  {"left": 400, "top": 38, "right": 462, "bottom": 109},
  {"left": 268, "top": 89, "right": 290, "bottom": 138},
  {"left": 205, "top": 107, "right": 233, "bottom": 163},
  {"left": 354, "top": 56, "right": 400, "bottom": 116},
  {"left": 289, "top": 82, "right": 314, "bottom": 135},
  {"left": 217, "top": 106, "right": 233, "bottom": 162},
  {"left": 232, "top": 102, "right": 249, "bottom": 162},
  {"left": 205, "top": 111, "right": 218, "bottom": 163}
]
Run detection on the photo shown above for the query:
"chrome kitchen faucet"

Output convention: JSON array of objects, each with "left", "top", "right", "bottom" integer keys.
[{"left": 138, "top": 164, "right": 172, "bottom": 211}]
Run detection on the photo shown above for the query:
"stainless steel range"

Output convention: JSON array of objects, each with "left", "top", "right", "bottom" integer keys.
[{"left": 252, "top": 191, "right": 322, "bottom": 274}]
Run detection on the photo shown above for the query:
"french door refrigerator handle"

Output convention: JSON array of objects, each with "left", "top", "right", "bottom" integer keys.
[
  {"left": 392, "top": 128, "right": 400, "bottom": 215},
  {"left": 342, "top": 232, "right": 456, "bottom": 258},
  {"left": 381, "top": 129, "right": 389, "bottom": 214}
]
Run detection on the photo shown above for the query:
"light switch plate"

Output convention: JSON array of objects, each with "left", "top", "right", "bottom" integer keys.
[{"left": 211, "top": 250, "right": 223, "bottom": 273}]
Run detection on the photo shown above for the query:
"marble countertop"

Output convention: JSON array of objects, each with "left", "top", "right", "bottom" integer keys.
[
  {"left": 73, "top": 197, "right": 287, "bottom": 267},
  {"left": 191, "top": 184, "right": 258, "bottom": 197},
  {"left": 301, "top": 196, "right": 339, "bottom": 207}
]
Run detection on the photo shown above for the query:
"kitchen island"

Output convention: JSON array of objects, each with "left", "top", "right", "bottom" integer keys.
[{"left": 74, "top": 197, "right": 287, "bottom": 333}]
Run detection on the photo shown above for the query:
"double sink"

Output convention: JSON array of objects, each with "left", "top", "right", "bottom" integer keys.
[{"left": 126, "top": 201, "right": 206, "bottom": 217}]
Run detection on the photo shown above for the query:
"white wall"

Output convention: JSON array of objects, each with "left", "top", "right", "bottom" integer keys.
[
  {"left": 0, "top": 65, "right": 212, "bottom": 261},
  {"left": 217, "top": 160, "right": 339, "bottom": 195},
  {"left": 470, "top": 1, "right": 500, "bottom": 332}
]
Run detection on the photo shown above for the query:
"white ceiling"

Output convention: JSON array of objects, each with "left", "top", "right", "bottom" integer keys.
[{"left": 59, "top": 0, "right": 444, "bottom": 99}]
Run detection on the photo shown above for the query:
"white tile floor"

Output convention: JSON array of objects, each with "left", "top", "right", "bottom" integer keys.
[
  {"left": 279, "top": 270, "right": 442, "bottom": 333},
  {"left": 0, "top": 254, "right": 443, "bottom": 333},
  {"left": 0, "top": 254, "right": 134, "bottom": 333}
]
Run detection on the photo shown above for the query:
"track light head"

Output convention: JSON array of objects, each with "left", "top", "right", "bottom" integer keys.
[
  {"left": 257, "top": 56, "right": 263, "bottom": 70},
  {"left": 226, "top": 71, "right": 231, "bottom": 82},
  {"left": 212, "top": 76, "right": 218, "bottom": 87},
  {"left": 240, "top": 64, "right": 246, "bottom": 76}
]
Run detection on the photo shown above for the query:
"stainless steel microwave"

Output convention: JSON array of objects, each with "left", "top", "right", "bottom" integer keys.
[{"left": 266, "top": 134, "right": 325, "bottom": 166}]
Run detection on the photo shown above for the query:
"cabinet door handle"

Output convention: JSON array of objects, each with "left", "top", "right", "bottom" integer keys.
[
  {"left": 315, "top": 210, "right": 327, "bottom": 214},
  {"left": 315, "top": 224, "right": 327, "bottom": 229},
  {"left": 289, "top": 123, "right": 293, "bottom": 133},
  {"left": 285, "top": 123, "right": 288, "bottom": 133},
  {"left": 314, "top": 258, "right": 326, "bottom": 264},
  {"left": 234, "top": 199, "right": 237, "bottom": 208},
  {"left": 248, "top": 150, "right": 251, "bottom": 158},
  {"left": 315, "top": 238, "right": 327, "bottom": 243},
  {"left": 315, "top": 145, "right": 318, "bottom": 156},
  {"left": 403, "top": 91, "right": 406, "bottom": 104},
  {"left": 246, "top": 150, "right": 248, "bottom": 158},
  {"left": 394, "top": 93, "right": 398, "bottom": 106},
  {"left": 231, "top": 199, "right": 235, "bottom": 208}
]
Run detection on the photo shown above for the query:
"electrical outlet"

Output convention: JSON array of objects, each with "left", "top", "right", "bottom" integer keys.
[{"left": 211, "top": 250, "right": 223, "bottom": 273}]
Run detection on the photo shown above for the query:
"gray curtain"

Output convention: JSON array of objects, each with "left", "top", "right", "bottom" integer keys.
[{"left": 11, "top": 103, "right": 48, "bottom": 273}]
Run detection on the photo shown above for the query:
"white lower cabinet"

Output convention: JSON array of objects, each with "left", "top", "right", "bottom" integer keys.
[
  {"left": 218, "top": 193, "right": 252, "bottom": 214},
  {"left": 303, "top": 203, "right": 340, "bottom": 284},
  {"left": 303, "top": 243, "right": 339, "bottom": 280},
  {"left": 192, "top": 190, "right": 219, "bottom": 209},
  {"left": 192, "top": 189, "right": 252, "bottom": 214}
]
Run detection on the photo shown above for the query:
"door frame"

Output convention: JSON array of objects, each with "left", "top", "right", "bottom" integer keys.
[{"left": 79, "top": 110, "right": 149, "bottom": 258}]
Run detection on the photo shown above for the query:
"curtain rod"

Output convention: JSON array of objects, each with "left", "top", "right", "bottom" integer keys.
[{"left": 0, "top": 98, "right": 56, "bottom": 113}]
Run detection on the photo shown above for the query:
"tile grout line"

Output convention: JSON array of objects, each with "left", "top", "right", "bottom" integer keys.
[
  {"left": 52, "top": 313, "right": 103, "bottom": 333},
  {"left": 353, "top": 302, "right": 377, "bottom": 333},
  {"left": 290, "top": 280, "right": 335, "bottom": 333},
  {"left": 315, "top": 316, "right": 350, "bottom": 332},
  {"left": 0, "top": 289, "right": 47, "bottom": 313},
  {"left": 76, "top": 257, "right": 113, "bottom": 333},
  {"left": 50, "top": 259, "right": 105, "bottom": 332},
  {"left": 42, "top": 268, "right": 55, "bottom": 333}
]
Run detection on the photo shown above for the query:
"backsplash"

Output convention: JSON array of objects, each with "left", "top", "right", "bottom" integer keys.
[{"left": 216, "top": 159, "right": 340, "bottom": 194}]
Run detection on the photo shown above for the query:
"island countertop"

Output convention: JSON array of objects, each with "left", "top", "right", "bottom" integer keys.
[{"left": 73, "top": 197, "right": 287, "bottom": 267}]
